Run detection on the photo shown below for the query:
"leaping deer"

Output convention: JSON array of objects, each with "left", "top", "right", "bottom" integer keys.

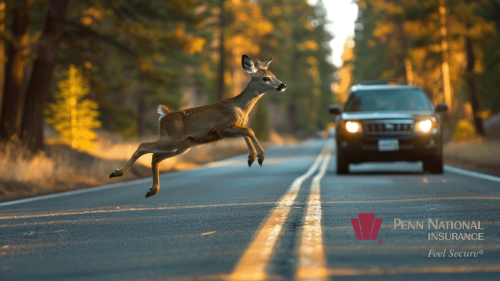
[{"left": 109, "top": 55, "right": 287, "bottom": 198}]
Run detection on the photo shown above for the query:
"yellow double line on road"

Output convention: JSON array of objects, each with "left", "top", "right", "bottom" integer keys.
[
  {"left": 229, "top": 141, "right": 334, "bottom": 281},
  {"left": 297, "top": 144, "right": 332, "bottom": 281}
]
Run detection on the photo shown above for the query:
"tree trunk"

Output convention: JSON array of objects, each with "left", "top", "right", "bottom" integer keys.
[
  {"left": 404, "top": 57, "right": 413, "bottom": 85},
  {"left": 289, "top": 104, "right": 296, "bottom": 135},
  {"left": 0, "top": 1, "right": 6, "bottom": 116},
  {"left": 439, "top": 0, "right": 452, "bottom": 107},
  {"left": 465, "top": 29, "right": 486, "bottom": 136},
  {"left": 0, "top": 0, "right": 30, "bottom": 143},
  {"left": 137, "top": 96, "right": 145, "bottom": 137},
  {"left": 21, "top": 0, "right": 68, "bottom": 153},
  {"left": 218, "top": 0, "right": 225, "bottom": 101}
]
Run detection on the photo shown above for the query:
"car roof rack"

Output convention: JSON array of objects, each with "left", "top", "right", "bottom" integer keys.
[{"left": 357, "top": 79, "right": 409, "bottom": 86}]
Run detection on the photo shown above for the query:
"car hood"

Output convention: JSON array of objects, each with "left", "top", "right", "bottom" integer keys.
[{"left": 341, "top": 111, "right": 435, "bottom": 121}]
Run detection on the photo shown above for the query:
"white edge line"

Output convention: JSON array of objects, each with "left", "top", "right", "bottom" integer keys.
[
  {"left": 444, "top": 165, "right": 500, "bottom": 183},
  {"left": 0, "top": 177, "right": 153, "bottom": 207}
]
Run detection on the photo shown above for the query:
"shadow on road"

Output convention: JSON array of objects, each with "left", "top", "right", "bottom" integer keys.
[
  {"left": 345, "top": 161, "right": 425, "bottom": 175},
  {"left": 346, "top": 171, "right": 424, "bottom": 175}
]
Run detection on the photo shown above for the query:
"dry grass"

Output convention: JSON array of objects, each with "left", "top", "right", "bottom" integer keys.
[
  {"left": 444, "top": 138, "right": 500, "bottom": 176},
  {"left": 0, "top": 141, "right": 149, "bottom": 202},
  {"left": 0, "top": 132, "right": 292, "bottom": 202}
]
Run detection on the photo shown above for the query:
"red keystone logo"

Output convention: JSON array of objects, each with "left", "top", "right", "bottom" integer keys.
[{"left": 351, "top": 213, "right": 382, "bottom": 240}]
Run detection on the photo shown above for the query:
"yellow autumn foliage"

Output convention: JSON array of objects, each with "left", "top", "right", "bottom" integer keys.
[
  {"left": 297, "top": 40, "right": 319, "bottom": 51},
  {"left": 452, "top": 119, "right": 476, "bottom": 141},
  {"left": 45, "top": 65, "right": 101, "bottom": 151},
  {"left": 184, "top": 37, "right": 206, "bottom": 54}
]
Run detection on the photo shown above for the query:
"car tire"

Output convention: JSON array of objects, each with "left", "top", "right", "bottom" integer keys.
[
  {"left": 337, "top": 160, "right": 349, "bottom": 174},
  {"left": 336, "top": 144, "right": 349, "bottom": 174},
  {"left": 423, "top": 155, "right": 443, "bottom": 174}
]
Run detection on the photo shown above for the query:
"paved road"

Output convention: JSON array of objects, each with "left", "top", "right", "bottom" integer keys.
[{"left": 1, "top": 139, "right": 499, "bottom": 281}]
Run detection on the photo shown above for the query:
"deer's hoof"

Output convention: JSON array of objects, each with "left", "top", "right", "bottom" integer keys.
[
  {"left": 258, "top": 157, "right": 264, "bottom": 166},
  {"left": 145, "top": 187, "right": 159, "bottom": 198},
  {"left": 109, "top": 169, "right": 121, "bottom": 178},
  {"left": 248, "top": 155, "right": 256, "bottom": 167}
]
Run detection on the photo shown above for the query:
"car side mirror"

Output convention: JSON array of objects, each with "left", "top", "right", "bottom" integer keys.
[
  {"left": 435, "top": 103, "right": 448, "bottom": 113},
  {"left": 329, "top": 105, "right": 341, "bottom": 115}
]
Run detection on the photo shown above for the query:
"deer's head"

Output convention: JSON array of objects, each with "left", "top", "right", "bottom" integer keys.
[{"left": 242, "top": 54, "right": 287, "bottom": 94}]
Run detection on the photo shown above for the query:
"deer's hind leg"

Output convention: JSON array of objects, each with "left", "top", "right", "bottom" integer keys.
[
  {"left": 109, "top": 140, "right": 172, "bottom": 178},
  {"left": 146, "top": 138, "right": 193, "bottom": 198}
]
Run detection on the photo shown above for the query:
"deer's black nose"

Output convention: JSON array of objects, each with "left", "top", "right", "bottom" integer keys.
[{"left": 278, "top": 83, "right": 287, "bottom": 90}]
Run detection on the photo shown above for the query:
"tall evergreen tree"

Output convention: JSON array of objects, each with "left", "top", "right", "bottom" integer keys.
[{"left": 45, "top": 65, "right": 101, "bottom": 150}]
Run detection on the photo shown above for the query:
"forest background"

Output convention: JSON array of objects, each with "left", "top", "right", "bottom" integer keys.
[
  {"left": 1, "top": 0, "right": 499, "bottom": 200},
  {"left": 0, "top": 0, "right": 336, "bottom": 200}
]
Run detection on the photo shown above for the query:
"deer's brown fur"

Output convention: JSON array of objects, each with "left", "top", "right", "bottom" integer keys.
[{"left": 109, "top": 55, "right": 287, "bottom": 198}]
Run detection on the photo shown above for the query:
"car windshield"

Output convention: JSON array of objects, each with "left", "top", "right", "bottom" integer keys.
[{"left": 344, "top": 90, "right": 433, "bottom": 112}]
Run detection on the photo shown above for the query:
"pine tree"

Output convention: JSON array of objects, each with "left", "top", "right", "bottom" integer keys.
[{"left": 45, "top": 65, "right": 101, "bottom": 150}]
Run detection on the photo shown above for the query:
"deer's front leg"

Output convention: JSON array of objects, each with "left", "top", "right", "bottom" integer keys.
[
  {"left": 244, "top": 136, "right": 257, "bottom": 167},
  {"left": 222, "top": 126, "right": 265, "bottom": 166}
]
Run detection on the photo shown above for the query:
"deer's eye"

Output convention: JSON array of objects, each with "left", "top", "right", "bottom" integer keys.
[{"left": 263, "top": 77, "right": 270, "bottom": 82}]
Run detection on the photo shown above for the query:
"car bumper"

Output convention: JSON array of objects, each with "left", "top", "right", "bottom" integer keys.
[{"left": 336, "top": 133, "right": 441, "bottom": 163}]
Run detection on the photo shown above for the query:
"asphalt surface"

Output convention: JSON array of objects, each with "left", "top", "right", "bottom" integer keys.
[{"left": 1, "top": 138, "right": 499, "bottom": 281}]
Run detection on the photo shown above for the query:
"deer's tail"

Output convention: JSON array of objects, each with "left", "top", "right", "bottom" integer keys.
[{"left": 157, "top": 105, "right": 170, "bottom": 119}]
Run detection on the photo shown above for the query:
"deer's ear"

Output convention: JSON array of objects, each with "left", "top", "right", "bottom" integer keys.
[
  {"left": 255, "top": 58, "right": 273, "bottom": 70},
  {"left": 242, "top": 54, "right": 256, "bottom": 76}
]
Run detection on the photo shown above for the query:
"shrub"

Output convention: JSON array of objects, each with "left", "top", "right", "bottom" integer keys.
[{"left": 452, "top": 119, "right": 476, "bottom": 141}]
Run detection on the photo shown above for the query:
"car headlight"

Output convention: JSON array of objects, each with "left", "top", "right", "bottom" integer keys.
[
  {"left": 416, "top": 118, "right": 437, "bottom": 133},
  {"left": 417, "top": 119, "right": 432, "bottom": 132},
  {"left": 345, "top": 121, "right": 361, "bottom": 133}
]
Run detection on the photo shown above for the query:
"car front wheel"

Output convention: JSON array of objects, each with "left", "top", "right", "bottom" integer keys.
[
  {"left": 423, "top": 155, "right": 443, "bottom": 174},
  {"left": 337, "top": 157, "right": 349, "bottom": 174}
]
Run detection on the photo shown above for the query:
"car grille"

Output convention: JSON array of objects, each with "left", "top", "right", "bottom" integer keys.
[{"left": 363, "top": 120, "right": 414, "bottom": 135}]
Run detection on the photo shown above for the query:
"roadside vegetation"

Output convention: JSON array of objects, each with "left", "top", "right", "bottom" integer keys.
[
  {"left": 444, "top": 138, "right": 500, "bottom": 176},
  {"left": 0, "top": 134, "right": 293, "bottom": 202}
]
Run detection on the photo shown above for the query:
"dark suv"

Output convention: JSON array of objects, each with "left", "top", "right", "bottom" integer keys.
[{"left": 329, "top": 81, "right": 448, "bottom": 174}]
